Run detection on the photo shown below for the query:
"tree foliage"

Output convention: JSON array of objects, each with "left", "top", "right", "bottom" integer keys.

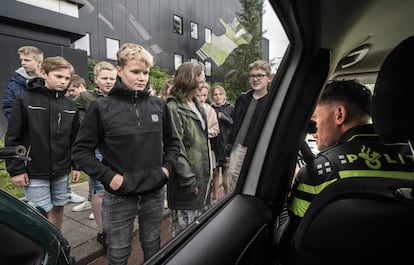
[
  {"left": 87, "top": 59, "right": 97, "bottom": 90},
  {"left": 149, "top": 65, "right": 172, "bottom": 95},
  {"left": 221, "top": 0, "right": 264, "bottom": 99}
]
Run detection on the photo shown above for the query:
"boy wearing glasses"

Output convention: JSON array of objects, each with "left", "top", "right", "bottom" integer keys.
[{"left": 226, "top": 60, "right": 273, "bottom": 190}]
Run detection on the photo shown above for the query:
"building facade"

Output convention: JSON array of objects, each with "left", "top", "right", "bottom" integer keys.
[{"left": 0, "top": 0, "right": 267, "bottom": 136}]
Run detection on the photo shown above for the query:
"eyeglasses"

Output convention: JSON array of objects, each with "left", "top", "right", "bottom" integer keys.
[{"left": 248, "top": 74, "right": 267, "bottom": 80}]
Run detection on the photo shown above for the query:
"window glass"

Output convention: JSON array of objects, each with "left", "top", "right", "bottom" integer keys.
[
  {"left": 204, "top": 27, "right": 212, "bottom": 43},
  {"left": 225, "top": 0, "right": 289, "bottom": 190},
  {"left": 173, "top": 15, "right": 183, "bottom": 35},
  {"left": 106, "top": 38, "right": 119, "bottom": 60},
  {"left": 205, "top": 61, "right": 212, "bottom": 76},
  {"left": 190, "top": 21, "right": 198, "bottom": 39},
  {"left": 17, "top": 0, "right": 79, "bottom": 17},
  {"left": 73, "top": 33, "right": 91, "bottom": 56},
  {"left": 174, "top": 53, "right": 183, "bottom": 70}
]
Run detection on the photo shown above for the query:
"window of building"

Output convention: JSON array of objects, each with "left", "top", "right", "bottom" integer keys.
[
  {"left": 190, "top": 22, "right": 198, "bottom": 39},
  {"left": 190, "top": 58, "right": 198, "bottom": 63},
  {"left": 106, "top": 38, "right": 119, "bottom": 61},
  {"left": 205, "top": 27, "right": 212, "bottom": 43},
  {"left": 174, "top": 53, "right": 183, "bottom": 70},
  {"left": 17, "top": 0, "right": 79, "bottom": 17},
  {"left": 173, "top": 15, "right": 183, "bottom": 35},
  {"left": 73, "top": 33, "right": 91, "bottom": 56},
  {"left": 205, "top": 61, "right": 212, "bottom": 76}
]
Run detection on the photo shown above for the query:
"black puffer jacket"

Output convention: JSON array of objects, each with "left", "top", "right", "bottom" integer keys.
[
  {"left": 5, "top": 78, "right": 80, "bottom": 178},
  {"left": 72, "top": 79, "right": 180, "bottom": 196},
  {"left": 211, "top": 101, "right": 234, "bottom": 166}
]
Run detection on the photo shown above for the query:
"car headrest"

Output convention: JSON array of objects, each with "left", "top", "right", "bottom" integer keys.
[{"left": 372, "top": 36, "right": 414, "bottom": 143}]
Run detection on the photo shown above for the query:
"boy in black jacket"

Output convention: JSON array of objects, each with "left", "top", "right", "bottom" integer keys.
[
  {"left": 72, "top": 43, "right": 180, "bottom": 263},
  {"left": 6, "top": 56, "right": 81, "bottom": 231}
]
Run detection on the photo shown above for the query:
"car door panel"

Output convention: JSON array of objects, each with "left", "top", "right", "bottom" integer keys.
[{"left": 150, "top": 195, "right": 273, "bottom": 265}]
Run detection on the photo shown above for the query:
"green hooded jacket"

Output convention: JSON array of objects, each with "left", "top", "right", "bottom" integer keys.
[{"left": 167, "top": 94, "right": 210, "bottom": 210}]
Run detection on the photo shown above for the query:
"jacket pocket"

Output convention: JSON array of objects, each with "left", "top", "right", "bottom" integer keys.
[{"left": 108, "top": 167, "right": 168, "bottom": 196}]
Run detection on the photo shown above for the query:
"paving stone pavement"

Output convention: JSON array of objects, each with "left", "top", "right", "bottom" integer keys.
[
  {"left": 62, "top": 181, "right": 105, "bottom": 265},
  {"left": 63, "top": 181, "right": 171, "bottom": 265},
  {"left": 65, "top": 175, "right": 226, "bottom": 264}
]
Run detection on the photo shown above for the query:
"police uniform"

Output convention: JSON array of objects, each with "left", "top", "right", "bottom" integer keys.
[{"left": 288, "top": 124, "right": 414, "bottom": 230}]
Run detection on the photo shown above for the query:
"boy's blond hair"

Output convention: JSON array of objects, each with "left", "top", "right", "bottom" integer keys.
[
  {"left": 211, "top": 85, "right": 228, "bottom": 100},
  {"left": 93, "top": 61, "right": 116, "bottom": 77},
  {"left": 249, "top": 60, "right": 272, "bottom": 76},
  {"left": 116, "top": 43, "right": 154, "bottom": 68},
  {"left": 18, "top": 46, "right": 43, "bottom": 62},
  {"left": 41, "top": 56, "right": 75, "bottom": 75}
]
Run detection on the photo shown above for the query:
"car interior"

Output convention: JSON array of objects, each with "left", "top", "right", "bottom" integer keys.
[
  {"left": 147, "top": 0, "right": 414, "bottom": 264},
  {"left": 291, "top": 35, "right": 414, "bottom": 265}
]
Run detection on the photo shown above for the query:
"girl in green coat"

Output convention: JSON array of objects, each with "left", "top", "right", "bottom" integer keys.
[{"left": 167, "top": 62, "right": 210, "bottom": 237}]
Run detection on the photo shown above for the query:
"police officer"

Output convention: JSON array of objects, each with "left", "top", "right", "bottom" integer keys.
[{"left": 287, "top": 80, "right": 414, "bottom": 235}]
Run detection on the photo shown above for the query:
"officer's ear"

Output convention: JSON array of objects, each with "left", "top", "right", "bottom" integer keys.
[{"left": 334, "top": 105, "right": 347, "bottom": 125}]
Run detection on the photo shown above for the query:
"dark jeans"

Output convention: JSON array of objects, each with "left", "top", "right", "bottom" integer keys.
[{"left": 102, "top": 188, "right": 164, "bottom": 264}]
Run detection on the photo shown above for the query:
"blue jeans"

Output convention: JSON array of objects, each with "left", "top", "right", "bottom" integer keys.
[
  {"left": 102, "top": 187, "right": 164, "bottom": 264},
  {"left": 24, "top": 175, "right": 68, "bottom": 212},
  {"left": 88, "top": 149, "right": 104, "bottom": 196},
  {"left": 88, "top": 176, "right": 104, "bottom": 195}
]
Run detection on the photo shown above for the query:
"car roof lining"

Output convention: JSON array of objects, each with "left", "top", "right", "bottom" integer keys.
[{"left": 310, "top": 0, "right": 414, "bottom": 83}]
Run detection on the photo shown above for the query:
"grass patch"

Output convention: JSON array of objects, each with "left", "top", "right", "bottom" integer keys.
[
  {"left": 0, "top": 159, "right": 88, "bottom": 198},
  {"left": 0, "top": 161, "right": 24, "bottom": 198},
  {"left": 0, "top": 138, "right": 88, "bottom": 198}
]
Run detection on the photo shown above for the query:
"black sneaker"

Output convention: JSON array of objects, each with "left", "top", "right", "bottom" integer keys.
[{"left": 97, "top": 232, "right": 107, "bottom": 250}]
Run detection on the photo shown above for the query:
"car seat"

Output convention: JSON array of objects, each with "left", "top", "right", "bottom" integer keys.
[{"left": 289, "top": 36, "right": 414, "bottom": 265}]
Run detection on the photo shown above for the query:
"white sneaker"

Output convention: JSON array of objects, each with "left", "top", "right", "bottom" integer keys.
[
  {"left": 72, "top": 201, "right": 92, "bottom": 212},
  {"left": 88, "top": 212, "right": 95, "bottom": 220},
  {"left": 67, "top": 192, "right": 85, "bottom": 203}
]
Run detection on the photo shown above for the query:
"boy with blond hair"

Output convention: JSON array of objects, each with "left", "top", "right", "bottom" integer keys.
[
  {"left": 5, "top": 56, "right": 81, "bottom": 230},
  {"left": 72, "top": 44, "right": 180, "bottom": 263},
  {"left": 74, "top": 61, "right": 117, "bottom": 112},
  {"left": 71, "top": 61, "right": 117, "bottom": 248},
  {"left": 3, "top": 46, "right": 44, "bottom": 119}
]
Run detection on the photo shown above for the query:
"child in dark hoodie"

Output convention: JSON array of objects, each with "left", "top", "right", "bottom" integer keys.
[
  {"left": 5, "top": 56, "right": 81, "bottom": 231},
  {"left": 2, "top": 46, "right": 43, "bottom": 120},
  {"left": 72, "top": 43, "right": 180, "bottom": 263}
]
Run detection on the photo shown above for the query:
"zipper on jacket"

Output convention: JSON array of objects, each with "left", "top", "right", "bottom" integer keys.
[
  {"left": 134, "top": 91, "right": 141, "bottom": 126},
  {"left": 57, "top": 112, "right": 62, "bottom": 130}
]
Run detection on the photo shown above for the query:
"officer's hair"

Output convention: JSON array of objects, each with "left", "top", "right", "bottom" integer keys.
[{"left": 320, "top": 80, "right": 372, "bottom": 121}]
